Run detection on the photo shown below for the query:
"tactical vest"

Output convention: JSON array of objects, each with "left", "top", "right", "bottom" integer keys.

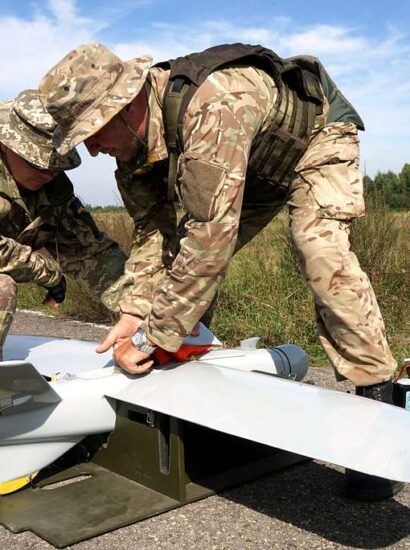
[
  {"left": 156, "top": 43, "right": 364, "bottom": 200},
  {"left": 156, "top": 43, "right": 325, "bottom": 200},
  {"left": 286, "top": 55, "right": 365, "bottom": 130}
]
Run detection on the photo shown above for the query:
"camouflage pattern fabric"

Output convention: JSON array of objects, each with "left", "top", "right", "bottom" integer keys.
[
  {"left": 39, "top": 43, "right": 152, "bottom": 155},
  {"left": 0, "top": 274, "right": 17, "bottom": 355},
  {"left": 0, "top": 159, "right": 127, "bottom": 347},
  {"left": 117, "top": 65, "right": 395, "bottom": 384},
  {"left": 0, "top": 90, "right": 80, "bottom": 170},
  {"left": 103, "top": 160, "right": 176, "bottom": 315},
  {"left": 42, "top": 50, "right": 395, "bottom": 384},
  {"left": 118, "top": 64, "right": 297, "bottom": 350},
  {"left": 0, "top": 161, "right": 63, "bottom": 287},
  {"left": 288, "top": 121, "right": 396, "bottom": 386}
]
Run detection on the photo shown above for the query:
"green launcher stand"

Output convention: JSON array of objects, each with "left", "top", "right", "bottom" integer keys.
[{"left": 0, "top": 402, "right": 306, "bottom": 547}]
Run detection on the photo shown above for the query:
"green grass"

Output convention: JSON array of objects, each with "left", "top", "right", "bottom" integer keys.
[
  {"left": 212, "top": 216, "right": 325, "bottom": 361},
  {"left": 17, "top": 200, "right": 410, "bottom": 367},
  {"left": 17, "top": 211, "right": 133, "bottom": 322}
]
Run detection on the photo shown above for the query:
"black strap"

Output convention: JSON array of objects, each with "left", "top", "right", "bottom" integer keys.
[
  {"left": 163, "top": 77, "right": 200, "bottom": 200},
  {"left": 160, "top": 43, "right": 325, "bottom": 197}
]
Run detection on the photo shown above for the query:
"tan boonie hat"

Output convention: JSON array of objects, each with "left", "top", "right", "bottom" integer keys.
[
  {"left": 0, "top": 89, "right": 81, "bottom": 170},
  {"left": 39, "top": 43, "right": 153, "bottom": 155}
]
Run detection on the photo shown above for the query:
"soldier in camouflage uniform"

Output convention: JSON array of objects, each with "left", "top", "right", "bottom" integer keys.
[
  {"left": 0, "top": 89, "right": 127, "bottom": 356},
  {"left": 39, "top": 43, "right": 401, "bottom": 500}
]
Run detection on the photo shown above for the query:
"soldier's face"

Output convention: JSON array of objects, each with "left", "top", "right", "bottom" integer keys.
[
  {"left": 84, "top": 113, "right": 144, "bottom": 161},
  {"left": 84, "top": 115, "right": 140, "bottom": 161},
  {"left": 3, "top": 147, "right": 57, "bottom": 191},
  {"left": 85, "top": 91, "right": 148, "bottom": 162}
]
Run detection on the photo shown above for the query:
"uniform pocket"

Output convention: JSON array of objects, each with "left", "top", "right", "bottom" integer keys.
[
  {"left": 294, "top": 122, "right": 365, "bottom": 220},
  {"left": 178, "top": 152, "right": 228, "bottom": 222}
]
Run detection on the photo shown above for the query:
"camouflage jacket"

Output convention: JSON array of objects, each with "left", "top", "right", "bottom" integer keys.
[
  {"left": 0, "top": 160, "right": 126, "bottom": 299},
  {"left": 115, "top": 65, "right": 328, "bottom": 351}
]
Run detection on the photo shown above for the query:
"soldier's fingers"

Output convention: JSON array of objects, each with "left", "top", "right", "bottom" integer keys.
[
  {"left": 121, "top": 359, "right": 154, "bottom": 375},
  {"left": 45, "top": 301, "right": 59, "bottom": 310},
  {"left": 42, "top": 296, "right": 59, "bottom": 309},
  {"left": 96, "top": 333, "right": 116, "bottom": 353}
]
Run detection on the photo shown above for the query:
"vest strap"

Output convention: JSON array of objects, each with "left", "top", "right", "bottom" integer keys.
[{"left": 158, "top": 44, "right": 325, "bottom": 198}]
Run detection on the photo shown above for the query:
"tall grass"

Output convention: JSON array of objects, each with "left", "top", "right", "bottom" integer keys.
[
  {"left": 17, "top": 198, "right": 409, "bottom": 365},
  {"left": 93, "top": 211, "right": 133, "bottom": 255},
  {"left": 213, "top": 194, "right": 409, "bottom": 365},
  {"left": 211, "top": 215, "right": 322, "bottom": 356},
  {"left": 349, "top": 191, "right": 410, "bottom": 361},
  {"left": 17, "top": 211, "right": 134, "bottom": 323}
]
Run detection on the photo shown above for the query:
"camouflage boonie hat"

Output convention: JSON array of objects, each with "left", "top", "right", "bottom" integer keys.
[
  {"left": 0, "top": 89, "right": 81, "bottom": 170},
  {"left": 39, "top": 43, "right": 153, "bottom": 155}
]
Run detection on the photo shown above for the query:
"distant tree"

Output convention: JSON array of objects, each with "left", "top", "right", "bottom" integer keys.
[
  {"left": 399, "top": 164, "right": 410, "bottom": 208},
  {"left": 362, "top": 165, "right": 410, "bottom": 209},
  {"left": 373, "top": 170, "right": 400, "bottom": 193},
  {"left": 399, "top": 163, "right": 410, "bottom": 191},
  {"left": 363, "top": 174, "right": 373, "bottom": 189},
  {"left": 87, "top": 204, "right": 126, "bottom": 213},
  {"left": 363, "top": 174, "right": 376, "bottom": 201}
]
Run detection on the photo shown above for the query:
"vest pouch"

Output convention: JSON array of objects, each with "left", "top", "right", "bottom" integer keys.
[
  {"left": 286, "top": 55, "right": 365, "bottom": 131},
  {"left": 247, "top": 77, "right": 321, "bottom": 191},
  {"left": 281, "top": 64, "right": 323, "bottom": 105}
]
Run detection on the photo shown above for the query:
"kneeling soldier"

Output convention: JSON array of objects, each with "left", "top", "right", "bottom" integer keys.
[{"left": 0, "top": 89, "right": 127, "bottom": 357}]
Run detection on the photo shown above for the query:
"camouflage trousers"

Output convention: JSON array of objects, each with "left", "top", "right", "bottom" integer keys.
[
  {"left": 288, "top": 121, "right": 396, "bottom": 385},
  {"left": 0, "top": 274, "right": 17, "bottom": 358},
  {"left": 231, "top": 121, "right": 396, "bottom": 386}
]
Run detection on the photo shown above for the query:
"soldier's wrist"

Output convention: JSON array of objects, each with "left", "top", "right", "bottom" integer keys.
[{"left": 131, "top": 328, "right": 157, "bottom": 355}]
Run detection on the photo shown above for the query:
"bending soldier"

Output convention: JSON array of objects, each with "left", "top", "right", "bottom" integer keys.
[
  {"left": 0, "top": 89, "right": 127, "bottom": 356},
  {"left": 39, "top": 43, "right": 400, "bottom": 500}
]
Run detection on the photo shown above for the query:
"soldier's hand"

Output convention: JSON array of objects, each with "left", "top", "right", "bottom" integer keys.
[
  {"left": 113, "top": 338, "right": 154, "bottom": 374},
  {"left": 42, "top": 295, "right": 60, "bottom": 309},
  {"left": 43, "top": 275, "right": 66, "bottom": 308},
  {"left": 96, "top": 313, "right": 141, "bottom": 354}
]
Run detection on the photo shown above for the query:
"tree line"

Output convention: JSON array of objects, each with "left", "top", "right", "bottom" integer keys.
[{"left": 364, "top": 163, "right": 410, "bottom": 209}]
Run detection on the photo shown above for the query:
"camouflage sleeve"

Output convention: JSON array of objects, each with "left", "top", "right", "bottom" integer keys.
[
  {"left": 111, "top": 163, "right": 177, "bottom": 319},
  {"left": 0, "top": 235, "right": 62, "bottom": 286},
  {"left": 45, "top": 195, "right": 128, "bottom": 306},
  {"left": 141, "top": 67, "right": 276, "bottom": 351}
]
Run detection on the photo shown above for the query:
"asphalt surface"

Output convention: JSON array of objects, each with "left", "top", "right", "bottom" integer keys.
[{"left": 1, "top": 310, "right": 409, "bottom": 550}]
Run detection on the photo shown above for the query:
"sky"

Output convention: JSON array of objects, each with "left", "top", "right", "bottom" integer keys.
[{"left": 0, "top": 0, "right": 409, "bottom": 205}]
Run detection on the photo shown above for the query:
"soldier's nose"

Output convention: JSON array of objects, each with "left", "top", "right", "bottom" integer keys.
[
  {"left": 42, "top": 169, "right": 57, "bottom": 181},
  {"left": 84, "top": 137, "right": 100, "bottom": 157}
]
